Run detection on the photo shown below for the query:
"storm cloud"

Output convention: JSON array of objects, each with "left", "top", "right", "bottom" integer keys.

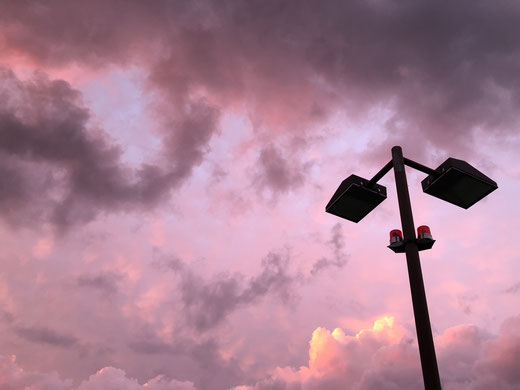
[
  {"left": 0, "top": 68, "right": 219, "bottom": 230},
  {"left": 2, "top": 1, "right": 519, "bottom": 145},
  {"left": 1, "top": 1, "right": 520, "bottom": 227}
]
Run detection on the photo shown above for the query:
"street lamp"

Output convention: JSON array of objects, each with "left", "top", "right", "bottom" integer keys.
[{"left": 326, "top": 146, "right": 497, "bottom": 390}]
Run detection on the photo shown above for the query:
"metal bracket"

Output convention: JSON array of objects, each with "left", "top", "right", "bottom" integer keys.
[{"left": 388, "top": 238, "right": 436, "bottom": 253}]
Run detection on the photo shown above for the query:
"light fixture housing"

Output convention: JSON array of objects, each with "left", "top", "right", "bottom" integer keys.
[
  {"left": 389, "top": 229, "right": 403, "bottom": 244},
  {"left": 421, "top": 158, "right": 497, "bottom": 209},
  {"left": 417, "top": 225, "right": 433, "bottom": 240},
  {"left": 326, "top": 174, "right": 387, "bottom": 223},
  {"left": 416, "top": 225, "right": 435, "bottom": 251}
]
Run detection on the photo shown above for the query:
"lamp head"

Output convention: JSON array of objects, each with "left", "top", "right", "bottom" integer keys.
[
  {"left": 421, "top": 158, "right": 497, "bottom": 209},
  {"left": 326, "top": 174, "right": 387, "bottom": 223}
]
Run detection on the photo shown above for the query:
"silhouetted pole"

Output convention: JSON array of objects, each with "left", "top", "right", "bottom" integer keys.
[{"left": 392, "top": 146, "right": 441, "bottom": 390}]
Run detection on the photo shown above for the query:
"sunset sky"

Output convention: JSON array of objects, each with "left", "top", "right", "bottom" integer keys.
[{"left": 0, "top": 1, "right": 519, "bottom": 389}]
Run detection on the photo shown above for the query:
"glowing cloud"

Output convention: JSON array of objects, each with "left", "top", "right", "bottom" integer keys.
[{"left": 235, "top": 315, "right": 520, "bottom": 389}]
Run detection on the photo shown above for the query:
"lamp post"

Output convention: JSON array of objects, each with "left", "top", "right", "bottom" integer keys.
[{"left": 325, "top": 146, "right": 497, "bottom": 389}]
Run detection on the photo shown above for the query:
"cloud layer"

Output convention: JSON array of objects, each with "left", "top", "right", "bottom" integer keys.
[
  {"left": 0, "top": 355, "right": 196, "bottom": 390},
  {"left": 3, "top": 1, "right": 520, "bottom": 149},
  {"left": 3, "top": 315, "right": 519, "bottom": 389},
  {"left": 0, "top": 67, "right": 220, "bottom": 230},
  {"left": 1, "top": 0, "right": 519, "bottom": 230},
  {"left": 235, "top": 315, "right": 520, "bottom": 390},
  {"left": 0, "top": 1, "right": 517, "bottom": 390}
]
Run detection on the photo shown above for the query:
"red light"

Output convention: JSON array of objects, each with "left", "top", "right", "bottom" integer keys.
[
  {"left": 389, "top": 229, "right": 403, "bottom": 244},
  {"left": 417, "top": 225, "right": 433, "bottom": 240},
  {"left": 390, "top": 229, "right": 403, "bottom": 239},
  {"left": 417, "top": 225, "right": 431, "bottom": 235}
]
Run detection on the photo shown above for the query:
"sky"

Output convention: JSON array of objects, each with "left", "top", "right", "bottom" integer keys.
[{"left": 0, "top": 1, "right": 519, "bottom": 389}]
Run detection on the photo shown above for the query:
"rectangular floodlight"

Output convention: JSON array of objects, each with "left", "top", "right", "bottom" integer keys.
[
  {"left": 326, "top": 174, "right": 387, "bottom": 223},
  {"left": 421, "top": 158, "right": 498, "bottom": 209}
]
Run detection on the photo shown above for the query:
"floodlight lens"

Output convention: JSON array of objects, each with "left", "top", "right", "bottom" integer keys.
[
  {"left": 326, "top": 175, "right": 387, "bottom": 223},
  {"left": 422, "top": 158, "right": 497, "bottom": 209}
]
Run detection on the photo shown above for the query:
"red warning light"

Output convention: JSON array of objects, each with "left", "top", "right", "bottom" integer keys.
[
  {"left": 417, "top": 225, "right": 433, "bottom": 240},
  {"left": 389, "top": 229, "right": 403, "bottom": 244}
]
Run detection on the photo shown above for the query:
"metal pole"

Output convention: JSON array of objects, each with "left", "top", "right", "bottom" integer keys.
[{"left": 391, "top": 146, "right": 441, "bottom": 389}]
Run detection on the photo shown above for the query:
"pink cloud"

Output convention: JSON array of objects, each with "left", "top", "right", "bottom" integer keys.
[
  {"left": 235, "top": 315, "right": 520, "bottom": 389},
  {"left": 77, "top": 367, "right": 196, "bottom": 390},
  {"left": 0, "top": 354, "right": 71, "bottom": 390},
  {"left": 0, "top": 356, "right": 196, "bottom": 390},
  {"left": 31, "top": 235, "right": 55, "bottom": 259},
  {"left": 0, "top": 2, "right": 517, "bottom": 390}
]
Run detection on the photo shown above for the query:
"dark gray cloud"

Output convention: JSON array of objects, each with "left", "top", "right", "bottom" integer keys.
[
  {"left": 0, "top": 68, "right": 219, "bottom": 231},
  {"left": 152, "top": 249, "right": 299, "bottom": 332},
  {"left": 76, "top": 272, "right": 122, "bottom": 295},
  {"left": 456, "top": 293, "right": 479, "bottom": 315},
  {"left": 131, "top": 250, "right": 306, "bottom": 389},
  {"left": 503, "top": 282, "right": 520, "bottom": 294},
  {"left": 0, "top": 67, "right": 134, "bottom": 229},
  {"left": 14, "top": 325, "right": 78, "bottom": 347},
  {"left": 154, "top": 236, "right": 348, "bottom": 336},
  {"left": 1, "top": 1, "right": 519, "bottom": 227},
  {"left": 179, "top": 252, "right": 298, "bottom": 332},
  {"left": 129, "top": 339, "right": 182, "bottom": 355},
  {"left": 2, "top": 0, "right": 519, "bottom": 151},
  {"left": 0, "top": 1, "right": 169, "bottom": 66},
  {"left": 311, "top": 223, "right": 348, "bottom": 275},
  {"left": 254, "top": 144, "right": 306, "bottom": 194},
  {"left": 0, "top": 308, "right": 15, "bottom": 324},
  {"left": 158, "top": 99, "right": 220, "bottom": 185},
  {"left": 242, "top": 379, "right": 300, "bottom": 390}
]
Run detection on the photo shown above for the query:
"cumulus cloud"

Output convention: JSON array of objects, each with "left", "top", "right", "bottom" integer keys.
[
  {"left": 235, "top": 314, "right": 520, "bottom": 390},
  {"left": 0, "top": 356, "right": 196, "bottom": 390},
  {"left": 234, "top": 316, "right": 421, "bottom": 390}
]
